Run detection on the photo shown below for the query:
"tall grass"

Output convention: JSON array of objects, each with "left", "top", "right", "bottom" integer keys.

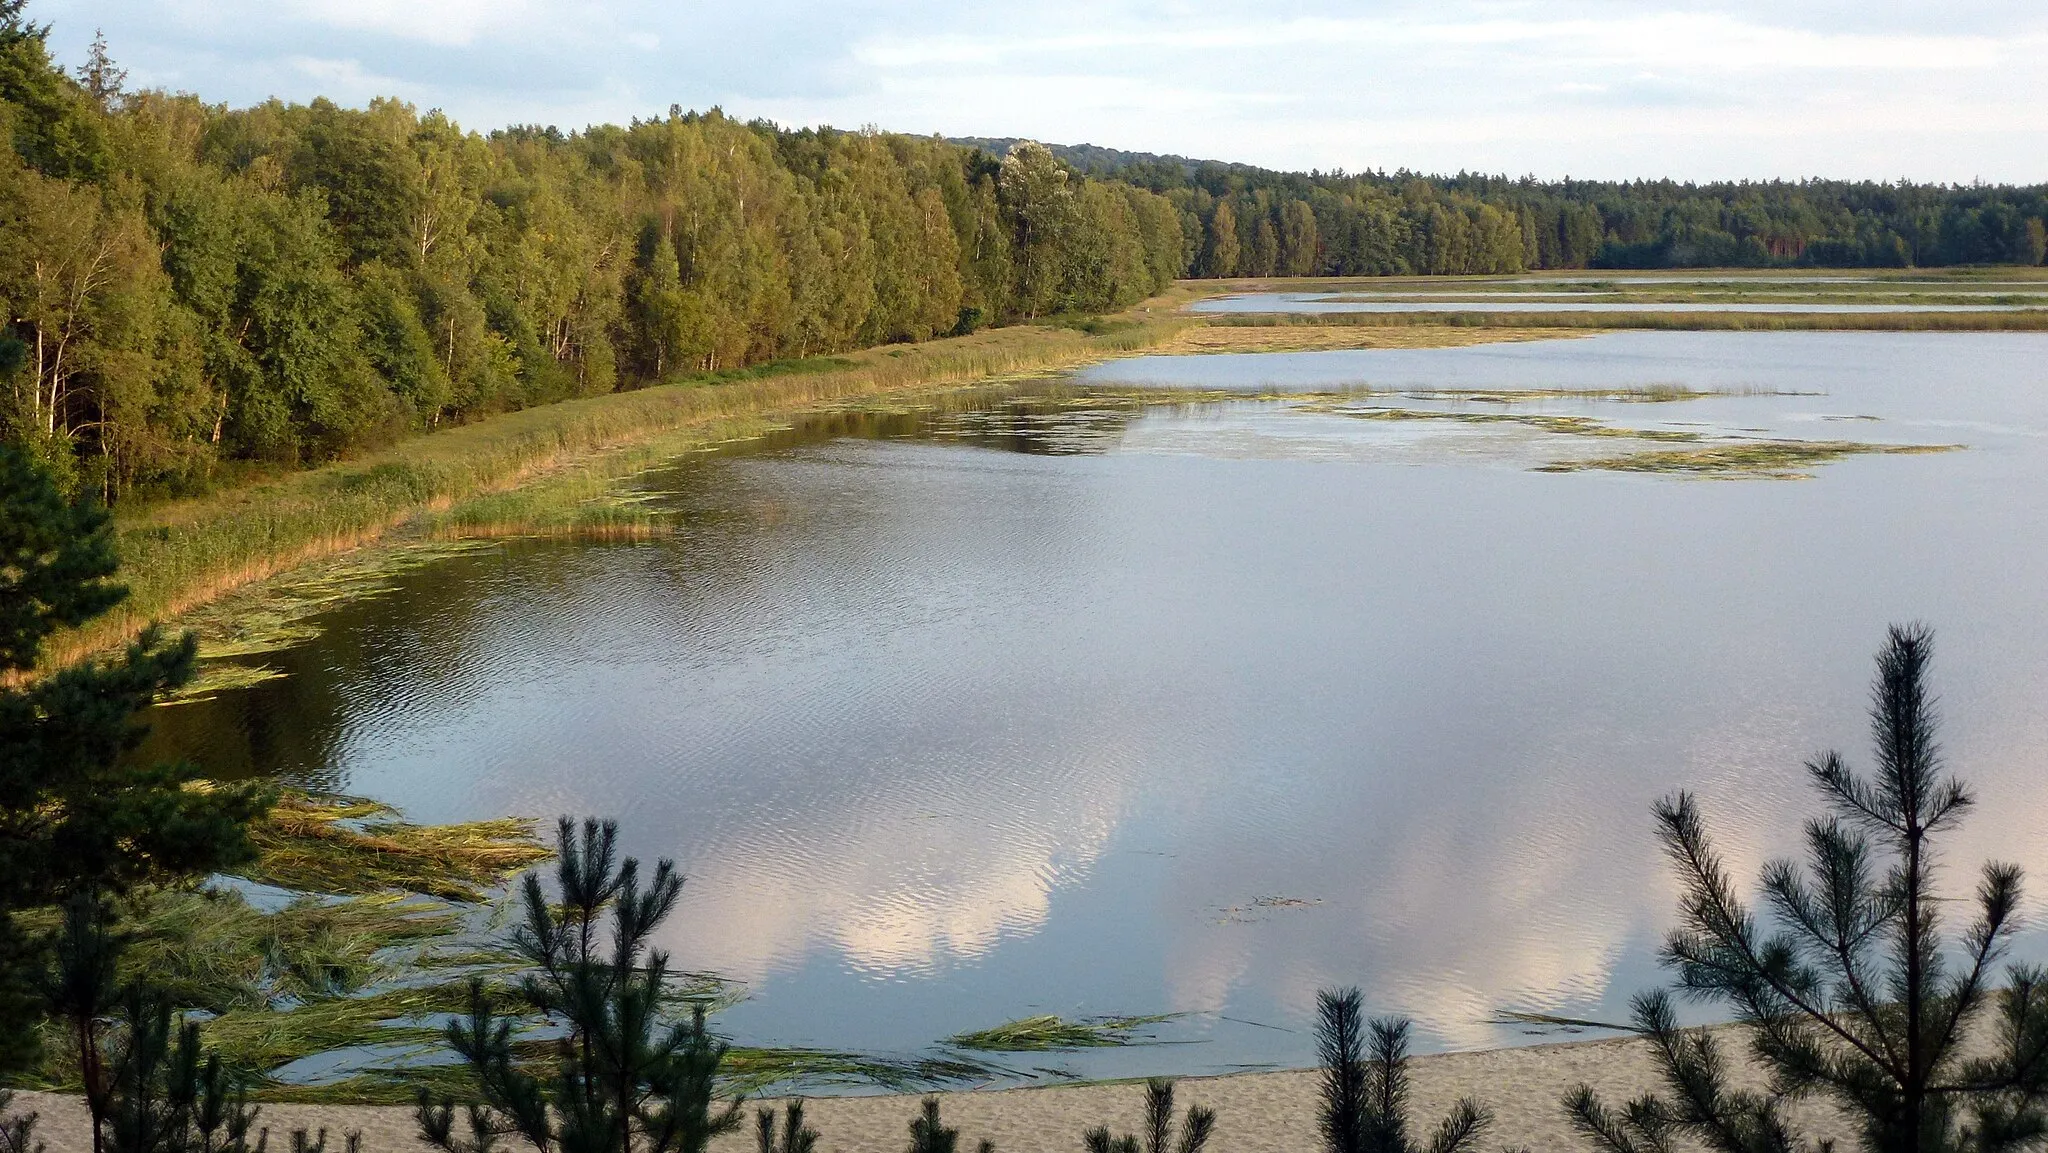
[{"left": 52, "top": 314, "right": 1184, "bottom": 667}]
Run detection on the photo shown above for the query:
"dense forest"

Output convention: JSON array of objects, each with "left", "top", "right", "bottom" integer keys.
[
  {"left": 960, "top": 138, "right": 2048, "bottom": 280},
  {"left": 0, "top": 9, "right": 1181, "bottom": 501}
]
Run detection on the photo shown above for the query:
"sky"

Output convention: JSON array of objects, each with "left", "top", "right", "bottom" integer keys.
[{"left": 33, "top": 0, "right": 2048, "bottom": 184}]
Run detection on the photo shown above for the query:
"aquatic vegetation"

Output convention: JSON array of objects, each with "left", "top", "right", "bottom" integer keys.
[
  {"left": 160, "top": 661, "right": 288, "bottom": 703},
  {"left": 120, "top": 889, "right": 471, "bottom": 1011},
  {"left": 241, "top": 792, "right": 552, "bottom": 903},
  {"left": 1536, "top": 439, "right": 1959, "bottom": 479},
  {"left": 173, "top": 540, "right": 502, "bottom": 666},
  {"left": 200, "top": 984, "right": 466, "bottom": 1081},
  {"left": 1486, "top": 1009, "right": 1632, "bottom": 1036},
  {"left": 1311, "top": 405, "right": 1707, "bottom": 442},
  {"left": 948, "top": 1014, "right": 1179, "bottom": 1052},
  {"left": 1216, "top": 895, "right": 1325, "bottom": 923},
  {"left": 723, "top": 1048, "right": 1002, "bottom": 1095}
]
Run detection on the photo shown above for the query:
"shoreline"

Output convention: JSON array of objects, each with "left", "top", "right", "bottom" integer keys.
[
  {"left": 47, "top": 283, "right": 1597, "bottom": 672},
  {"left": 8, "top": 1028, "right": 1852, "bottom": 1153},
  {"left": 53, "top": 272, "right": 2039, "bottom": 672}
]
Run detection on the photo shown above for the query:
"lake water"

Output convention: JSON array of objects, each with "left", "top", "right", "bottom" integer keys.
[
  {"left": 1189, "top": 292, "right": 2042, "bottom": 314},
  {"left": 147, "top": 331, "right": 2048, "bottom": 1086}
]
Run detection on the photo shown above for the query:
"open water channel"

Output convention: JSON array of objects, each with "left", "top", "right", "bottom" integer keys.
[{"left": 147, "top": 330, "right": 2048, "bottom": 1086}]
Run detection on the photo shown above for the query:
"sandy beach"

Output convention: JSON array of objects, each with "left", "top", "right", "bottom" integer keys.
[{"left": 7, "top": 1028, "right": 1851, "bottom": 1153}]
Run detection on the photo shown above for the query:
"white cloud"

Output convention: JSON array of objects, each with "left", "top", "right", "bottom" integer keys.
[
  {"left": 290, "top": 0, "right": 541, "bottom": 47},
  {"left": 31, "top": 0, "right": 2048, "bottom": 180}
]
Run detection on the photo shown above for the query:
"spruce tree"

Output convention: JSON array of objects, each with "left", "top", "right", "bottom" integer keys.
[
  {"left": 416, "top": 819, "right": 743, "bottom": 1153},
  {"left": 0, "top": 445, "right": 266, "bottom": 1073},
  {"left": 1565, "top": 626, "right": 2048, "bottom": 1153},
  {"left": 1317, "top": 989, "right": 1491, "bottom": 1153}
]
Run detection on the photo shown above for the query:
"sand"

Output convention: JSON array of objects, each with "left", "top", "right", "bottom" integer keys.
[{"left": 2, "top": 1029, "right": 1855, "bottom": 1153}]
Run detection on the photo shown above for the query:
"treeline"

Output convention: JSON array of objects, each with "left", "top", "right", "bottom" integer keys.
[
  {"left": 968, "top": 138, "right": 2048, "bottom": 278},
  {"left": 0, "top": 9, "right": 1181, "bottom": 500}
]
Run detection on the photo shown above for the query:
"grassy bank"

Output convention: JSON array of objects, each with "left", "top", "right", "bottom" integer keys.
[{"left": 49, "top": 308, "right": 1190, "bottom": 669}]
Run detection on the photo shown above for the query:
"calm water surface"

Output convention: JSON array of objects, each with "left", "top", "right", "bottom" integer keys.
[{"left": 149, "top": 331, "right": 2048, "bottom": 1084}]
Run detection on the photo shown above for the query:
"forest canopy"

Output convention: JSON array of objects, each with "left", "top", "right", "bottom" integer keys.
[
  {"left": 0, "top": 7, "right": 1181, "bottom": 499},
  {"left": 957, "top": 138, "right": 2048, "bottom": 280}
]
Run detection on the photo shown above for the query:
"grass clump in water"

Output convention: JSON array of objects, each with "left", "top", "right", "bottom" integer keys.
[
  {"left": 724, "top": 1047, "right": 1003, "bottom": 1095},
  {"left": 240, "top": 792, "right": 552, "bottom": 903},
  {"left": 160, "top": 662, "right": 289, "bottom": 703},
  {"left": 948, "top": 1013, "right": 1179, "bottom": 1052},
  {"left": 1537, "top": 439, "right": 1961, "bottom": 478},
  {"left": 1314, "top": 405, "right": 1707, "bottom": 442}
]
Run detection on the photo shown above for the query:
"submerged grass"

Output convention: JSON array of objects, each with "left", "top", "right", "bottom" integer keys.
[
  {"left": 947, "top": 1014, "right": 1180, "bottom": 1052},
  {"left": 241, "top": 792, "right": 552, "bottom": 903},
  {"left": 1310, "top": 405, "right": 1708, "bottom": 442},
  {"left": 723, "top": 1048, "right": 1004, "bottom": 1095},
  {"left": 1537, "top": 439, "right": 1962, "bottom": 478}
]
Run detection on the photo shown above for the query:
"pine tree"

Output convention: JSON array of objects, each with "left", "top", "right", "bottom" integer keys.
[
  {"left": 0, "top": 446, "right": 266, "bottom": 1074},
  {"left": 36, "top": 894, "right": 270, "bottom": 1153},
  {"left": 416, "top": 819, "right": 744, "bottom": 1153},
  {"left": 1317, "top": 990, "right": 1491, "bottom": 1153},
  {"left": 1082, "top": 1079, "right": 1214, "bottom": 1153},
  {"left": 0, "top": 1090, "right": 42, "bottom": 1153},
  {"left": 904, "top": 1099, "right": 990, "bottom": 1153},
  {"left": 1565, "top": 625, "right": 2048, "bottom": 1153},
  {"left": 754, "top": 1103, "right": 816, "bottom": 1153}
]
